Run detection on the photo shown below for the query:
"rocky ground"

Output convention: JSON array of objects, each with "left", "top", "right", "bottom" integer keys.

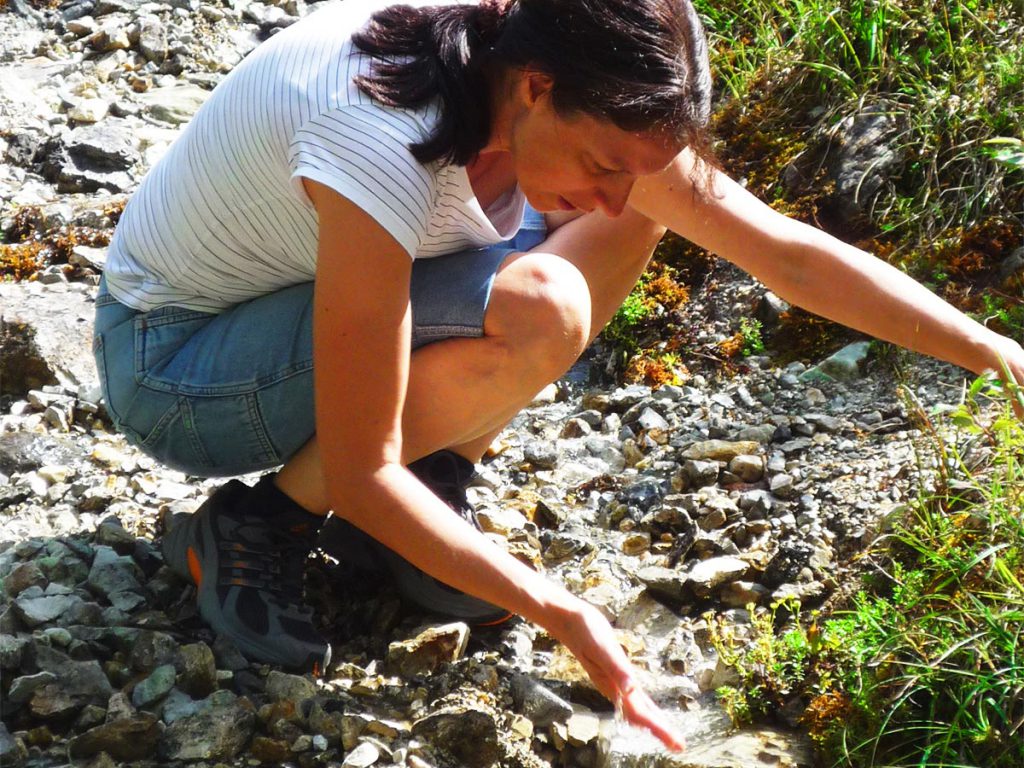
[{"left": 0, "top": 0, "right": 985, "bottom": 766}]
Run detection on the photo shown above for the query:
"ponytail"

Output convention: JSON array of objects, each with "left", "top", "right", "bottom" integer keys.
[{"left": 352, "top": 2, "right": 509, "bottom": 166}]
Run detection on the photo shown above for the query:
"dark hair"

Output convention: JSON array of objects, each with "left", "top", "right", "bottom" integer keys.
[{"left": 352, "top": 0, "right": 714, "bottom": 170}]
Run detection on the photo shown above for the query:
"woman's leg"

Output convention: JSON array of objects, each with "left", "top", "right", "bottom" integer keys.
[{"left": 277, "top": 207, "right": 666, "bottom": 511}]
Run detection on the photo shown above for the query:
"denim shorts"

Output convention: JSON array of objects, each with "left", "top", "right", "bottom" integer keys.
[{"left": 93, "top": 213, "right": 547, "bottom": 477}]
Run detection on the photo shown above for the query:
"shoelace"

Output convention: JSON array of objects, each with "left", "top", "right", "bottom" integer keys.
[{"left": 216, "top": 518, "right": 317, "bottom": 604}]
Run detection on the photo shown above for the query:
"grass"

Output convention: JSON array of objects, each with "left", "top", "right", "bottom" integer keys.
[{"left": 711, "top": 373, "right": 1024, "bottom": 767}]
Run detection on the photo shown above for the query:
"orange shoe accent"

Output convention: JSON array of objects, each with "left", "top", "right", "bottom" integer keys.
[
  {"left": 475, "top": 612, "right": 515, "bottom": 627},
  {"left": 187, "top": 546, "right": 204, "bottom": 587}
]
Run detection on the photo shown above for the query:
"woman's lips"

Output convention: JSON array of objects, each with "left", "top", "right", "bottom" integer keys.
[{"left": 557, "top": 196, "right": 576, "bottom": 211}]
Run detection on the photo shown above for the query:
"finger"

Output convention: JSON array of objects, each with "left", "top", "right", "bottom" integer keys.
[{"left": 621, "top": 687, "right": 686, "bottom": 752}]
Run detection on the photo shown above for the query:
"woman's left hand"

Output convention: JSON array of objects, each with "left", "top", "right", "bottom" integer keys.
[{"left": 977, "top": 332, "right": 1024, "bottom": 420}]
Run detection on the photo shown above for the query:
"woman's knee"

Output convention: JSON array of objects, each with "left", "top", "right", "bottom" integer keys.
[{"left": 485, "top": 253, "right": 592, "bottom": 371}]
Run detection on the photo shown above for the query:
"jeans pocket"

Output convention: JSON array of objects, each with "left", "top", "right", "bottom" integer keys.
[
  {"left": 136, "top": 396, "right": 215, "bottom": 475},
  {"left": 133, "top": 307, "right": 216, "bottom": 391}
]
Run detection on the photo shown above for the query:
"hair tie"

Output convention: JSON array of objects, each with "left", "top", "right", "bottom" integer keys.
[{"left": 474, "top": 0, "right": 513, "bottom": 42}]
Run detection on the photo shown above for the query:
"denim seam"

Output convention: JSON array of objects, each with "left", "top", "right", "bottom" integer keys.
[
  {"left": 139, "top": 359, "right": 314, "bottom": 397},
  {"left": 178, "top": 397, "right": 214, "bottom": 471},
  {"left": 245, "top": 391, "right": 280, "bottom": 465}
]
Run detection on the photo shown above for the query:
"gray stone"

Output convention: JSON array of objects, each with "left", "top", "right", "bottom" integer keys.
[
  {"left": 12, "top": 592, "right": 81, "bottom": 627},
  {"left": 683, "top": 459, "right": 719, "bottom": 488},
  {"left": 137, "top": 17, "right": 168, "bottom": 62},
  {"left": 65, "top": 119, "right": 140, "bottom": 172},
  {"left": 510, "top": 674, "right": 573, "bottom": 727},
  {"left": 158, "top": 694, "right": 255, "bottom": 761},
  {"left": 0, "top": 281, "right": 100, "bottom": 392},
  {"left": 265, "top": 670, "right": 317, "bottom": 703},
  {"left": 524, "top": 440, "right": 558, "bottom": 469},
  {"left": 8, "top": 671, "right": 59, "bottom": 704},
  {"left": 412, "top": 707, "right": 502, "bottom": 768},
  {"left": 828, "top": 105, "right": 902, "bottom": 225},
  {"left": 87, "top": 545, "right": 144, "bottom": 602},
  {"left": 29, "top": 659, "right": 113, "bottom": 719},
  {"left": 802, "top": 341, "right": 872, "bottom": 383},
  {"left": 132, "top": 663, "right": 177, "bottom": 707},
  {"left": 636, "top": 566, "right": 688, "bottom": 603},
  {"left": 636, "top": 407, "right": 669, "bottom": 433},
  {"left": 0, "top": 634, "right": 30, "bottom": 668},
  {"left": 687, "top": 556, "right": 748, "bottom": 598},
  {"left": 342, "top": 741, "right": 381, "bottom": 767},
  {"left": 160, "top": 689, "right": 211, "bottom": 725},
  {"left": 728, "top": 455, "right": 764, "bottom": 483},
  {"left": 129, "top": 630, "right": 179, "bottom": 673},
  {"left": 681, "top": 440, "right": 760, "bottom": 462},
  {"left": 137, "top": 83, "right": 210, "bottom": 124},
  {"left": 0, "top": 721, "right": 27, "bottom": 768}
]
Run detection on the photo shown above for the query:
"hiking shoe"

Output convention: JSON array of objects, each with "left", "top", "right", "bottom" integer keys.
[
  {"left": 162, "top": 476, "right": 331, "bottom": 672},
  {"left": 318, "top": 450, "right": 514, "bottom": 626}
]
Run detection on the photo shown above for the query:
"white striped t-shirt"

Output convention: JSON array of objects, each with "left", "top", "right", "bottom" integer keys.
[{"left": 104, "top": 0, "right": 526, "bottom": 313}]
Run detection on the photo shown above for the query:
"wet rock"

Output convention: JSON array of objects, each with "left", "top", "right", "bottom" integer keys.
[
  {"left": 511, "top": 674, "right": 573, "bottom": 728},
  {"left": 385, "top": 622, "right": 469, "bottom": 678},
  {"left": 68, "top": 712, "right": 162, "bottom": 761},
  {"left": 158, "top": 693, "right": 255, "bottom": 761},
  {"left": 412, "top": 707, "right": 502, "bottom": 768}
]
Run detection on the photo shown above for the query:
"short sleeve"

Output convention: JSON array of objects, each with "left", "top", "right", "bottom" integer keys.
[{"left": 289, "top": 104, "right": 438, "bottom": 257}]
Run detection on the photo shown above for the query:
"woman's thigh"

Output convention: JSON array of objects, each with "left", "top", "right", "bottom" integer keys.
[{"left": 94, "top": 241, "right": 526, "bottom": 477}]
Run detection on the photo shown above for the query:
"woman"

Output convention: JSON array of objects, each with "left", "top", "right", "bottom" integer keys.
[{"left": 93, "top": 0, "right": 1024, "bottom": 750}]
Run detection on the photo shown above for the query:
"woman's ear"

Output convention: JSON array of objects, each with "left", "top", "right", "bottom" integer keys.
[{"left": 520, "top": 70, "right": 554, "bottom": 108}]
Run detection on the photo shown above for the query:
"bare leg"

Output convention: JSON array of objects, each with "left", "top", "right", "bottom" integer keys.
[{"left": 276, "top": 208, "right": 666, "bottom": 513}]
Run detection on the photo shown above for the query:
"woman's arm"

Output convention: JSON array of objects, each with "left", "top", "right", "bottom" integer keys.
[
  {"left": 628, "top": 150, "right": 1024, "bottom": 390},
  {"left": 306, "top": 180, "right": 685, "bottom": 750}
]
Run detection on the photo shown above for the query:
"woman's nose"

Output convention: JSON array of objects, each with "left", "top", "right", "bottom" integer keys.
[{"left": 595, "top": 178, "right": 634, "bottom": 218}]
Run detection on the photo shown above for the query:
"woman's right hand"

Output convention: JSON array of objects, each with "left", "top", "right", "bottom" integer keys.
[{"left": 550, "top": 598, "right": 687, "bottom": 752}]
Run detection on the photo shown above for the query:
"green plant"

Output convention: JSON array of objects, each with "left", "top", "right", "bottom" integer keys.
[
  {"left": 708, "top": 598, "right": 823, "bottom": 726},
  {"left": 738, "top": 316, "right": 765, "bottom": 356},
  {"left": 817, "top": 376, "right": 1024, "bottom": 766}
]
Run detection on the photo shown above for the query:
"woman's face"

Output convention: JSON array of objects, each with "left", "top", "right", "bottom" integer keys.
[{"left": 508, "top": 83, "right": 683, "bottom": 217}]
